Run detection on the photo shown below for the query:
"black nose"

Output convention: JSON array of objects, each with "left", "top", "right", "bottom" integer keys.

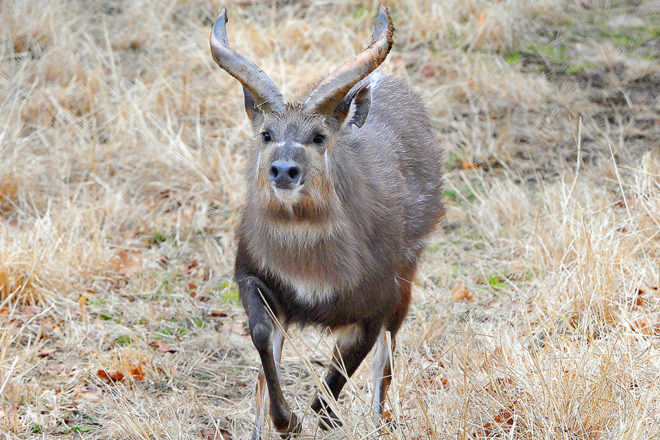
[{"left": 270, "top": 161, "right": 302, "bottom": 188}]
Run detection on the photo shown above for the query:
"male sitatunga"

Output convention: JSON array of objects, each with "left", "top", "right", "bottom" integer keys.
[{"left": 209, "top": 5, "right": 443, "bottom": 438}]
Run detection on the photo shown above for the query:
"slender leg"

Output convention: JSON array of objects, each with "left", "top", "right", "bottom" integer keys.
[
  {"left": 311, "top": 319, "right": 382, "bottom": 430},
  {"left": 252, "top": 326, "right": 285, "bottom": 440},
  {"left": 370, "top": 264, "right": 415, "bottom": 428},
  {"left": 371, "top": 327, "right": 390, "bottom": 421},
  {"left": 242, "top": 278, "right": 299, "bottom": 438}
]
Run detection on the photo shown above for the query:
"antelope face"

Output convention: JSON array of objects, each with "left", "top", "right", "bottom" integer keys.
[
  {"left": 255, "top": 111, "right": 336, "bottom": 207},
  {"left": 210, "top": 3, "right": 387, "bottom": 215}
]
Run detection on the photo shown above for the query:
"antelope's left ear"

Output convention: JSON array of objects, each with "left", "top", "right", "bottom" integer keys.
[{"left": 333, "top": 84, "right": 371, "bottom": 128}]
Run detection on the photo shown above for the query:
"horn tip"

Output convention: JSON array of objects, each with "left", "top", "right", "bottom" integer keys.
[
  {"left": 211, "top": 8, "right": 229, "bottom": 45},
  {"left": 372, "top": 4, "right": 394, "bottom": 45}
]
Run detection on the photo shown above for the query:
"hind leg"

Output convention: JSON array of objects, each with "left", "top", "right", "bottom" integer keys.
[
  {"left": 371, "top": 327, "right": 392, "bottom": 421},
  {"left": 311, "top": 318, "right": 383, "bottom": 430},
  {"left": 371, "top": 264, "right": 416, "bottom": 424}
]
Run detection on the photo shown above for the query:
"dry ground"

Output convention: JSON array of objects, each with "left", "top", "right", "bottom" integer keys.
[{"left": 1, "top": 0, "right": 659, "bottom": 438}]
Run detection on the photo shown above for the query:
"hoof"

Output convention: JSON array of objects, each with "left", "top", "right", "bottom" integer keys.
[
  {"left": 318, "top": 412, "right": 343, "bottom": 431},
  {"left": 277, "top": 412, "right": 301, "bottom": 439},
  {"left": 374, "top": 414, "right": 397, "bottom": 432},
  {"left": 312, "top": 397, "right": 342, "bottom": 431}
]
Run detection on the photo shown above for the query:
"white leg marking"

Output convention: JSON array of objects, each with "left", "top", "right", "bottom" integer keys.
[
  {"left": 252, "top": 370, "right": 267, "bottom": 440},
  {"left": 253, "top": 326, "right": 285, "bottom": 440},
  {"left": 371, "top": 327, "right": 389, "bottom": 421},
  {"left": 272, "top": 326, "right": 284, "bottom": 380}
]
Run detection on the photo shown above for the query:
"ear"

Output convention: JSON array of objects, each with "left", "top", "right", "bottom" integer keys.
[
  {"left": 332, "top": 84, "right": 371, "bottom": 128},
  {"left": 243, "top": 86, "right": 265, "bottom": 129}
]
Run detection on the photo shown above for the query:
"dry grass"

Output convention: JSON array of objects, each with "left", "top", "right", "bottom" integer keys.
[{"left": 1, "top": 0, "right": 658, "bottom": 438}]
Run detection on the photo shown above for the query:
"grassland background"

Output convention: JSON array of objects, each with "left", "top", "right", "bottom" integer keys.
[{"left": 1, "top": 0, "right": 658, "bottom": 438}]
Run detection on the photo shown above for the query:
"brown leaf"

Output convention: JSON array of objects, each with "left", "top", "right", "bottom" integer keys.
[
  {"left": 461, "top": 159, "right": 479, "bottom": 170},
  {"left": 149, "top": 340, "right": 177, "bottom": 353},
  {"left": 477, "top": 11, "right": 487, "bottom": 27},
  {"left": 209, "top": 308, "right": 228, "bottom": 318},
  {"left": 111, "top": 249, "right": 144, "bottom": 278},
  {"left": 450, "top": 283, "right": 473, "bottom": 302},
  {"left": 97, "top": 369, "right": 125, "bottom": 383},
  {"left": 129, "top": 364, "right": 145, "bottom": 381},
  {"left": 38, "top": 348, "right": 57, "bottom": 358},
  {"left": 421, "top": 62, "right": 438, "bottom": 78}
]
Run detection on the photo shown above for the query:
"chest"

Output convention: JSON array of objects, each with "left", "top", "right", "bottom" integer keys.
[{"left": 248, "top": 222, "right": 363, "bottom": 305}]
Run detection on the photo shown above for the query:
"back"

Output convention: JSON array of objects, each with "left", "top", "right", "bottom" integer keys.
[{"left": 337, "top": 72, "right": 444, "bottom": 254}]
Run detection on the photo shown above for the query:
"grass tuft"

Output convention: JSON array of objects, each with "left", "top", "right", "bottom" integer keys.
[{"left": 1, "top": 0, "right": 658, "bottom": 438}]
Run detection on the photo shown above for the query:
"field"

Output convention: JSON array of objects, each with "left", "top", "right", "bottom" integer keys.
[{"left": 1, "top": 0, "right": 658, "bottom": 438}]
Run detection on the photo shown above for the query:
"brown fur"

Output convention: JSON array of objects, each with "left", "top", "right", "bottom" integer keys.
[
  {"left": 218, "top": 9, "right": 443, "bottom": 435},
  {"left": 232, "top": 73, "right": 443, "bottom": 437}
]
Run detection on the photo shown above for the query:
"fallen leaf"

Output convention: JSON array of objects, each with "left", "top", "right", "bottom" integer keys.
[
  {"left": 129, "top": 364, "right": 145, "bottom": 381},
  {"left": 450, "top": 283, "right": 473, "bottom": 302},
  {"left": 38, "top": 348, "right": 57, "bottom": 358},
  {"left": 149, "top": 340, "right": 177, "bottom": 353},
  {"left": 477, "top": 11, "right": 487, "bottom": 27},
  {"left": 421, "top": 62, "right": 438, "bottom": 78},
  {"left": 111, "top": 249, "right": 143, "bottom": 278},
  {"left": 209, "top": 308, "right": 228, "bottom": 318},
  {"left": 97, "top": 369, "right": 125, "bottom": 383}
]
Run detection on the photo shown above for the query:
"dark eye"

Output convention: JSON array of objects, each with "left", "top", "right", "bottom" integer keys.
[
  {"left": 262, "top": 132, "right": 272, "bottom": 143},
  {"left": 312, "top": 134, "right": 325, "bottom": 144}
]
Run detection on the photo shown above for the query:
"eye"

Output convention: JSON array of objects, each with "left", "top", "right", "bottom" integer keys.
[
  {"left": 312, "top": 134, "right": 325, "bottom": 144},
  {"left": 261, "top": 132, "right": 272, "bottom": 143}
]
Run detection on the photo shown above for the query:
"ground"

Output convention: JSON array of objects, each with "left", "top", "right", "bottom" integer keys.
[{"left": 0, "top": 0, "right": 658, "bottom": 438}]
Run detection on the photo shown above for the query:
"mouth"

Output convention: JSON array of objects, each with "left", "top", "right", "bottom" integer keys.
[{"left": 272, "top": 183, "right": 304, "bottom": 204}]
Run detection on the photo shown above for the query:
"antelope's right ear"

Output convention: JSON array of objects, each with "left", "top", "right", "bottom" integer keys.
[{"left": 333, "top": 84, "right": 371, "bottom": 128}]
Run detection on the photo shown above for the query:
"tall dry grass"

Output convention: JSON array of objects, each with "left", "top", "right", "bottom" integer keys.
[{"left": 1, "top": 0, "right": 658, "bottom": 438}]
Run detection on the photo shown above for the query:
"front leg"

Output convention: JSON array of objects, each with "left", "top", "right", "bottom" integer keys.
[
  {"left": 241, "top": 277, "right": 300, "bottom": 438},
  {"left": 311, "top": 318, "right": 382, "bottom": 430},
  {"left": 252, "top": 326, "right": 284, "bottom": 440}
]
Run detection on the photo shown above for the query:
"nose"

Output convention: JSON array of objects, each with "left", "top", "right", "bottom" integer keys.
[{"left": 270, "top": 161, "right": 302, "bottom": 188}]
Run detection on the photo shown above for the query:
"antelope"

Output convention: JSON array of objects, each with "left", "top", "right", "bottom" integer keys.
[{"left": 209, "top": 5, "right": 443, "bottom": 438}]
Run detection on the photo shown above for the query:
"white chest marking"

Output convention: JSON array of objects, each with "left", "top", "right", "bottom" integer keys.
[{"left": 288, "top": 279, "right": 335, "bottom": 305}]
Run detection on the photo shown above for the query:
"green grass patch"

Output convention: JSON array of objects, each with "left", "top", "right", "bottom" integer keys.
[
  {"left": 159, "top": 326, "right": 186, "bottom": 337},
  {"left": 193, "top": 372, "right": 212, "bottom": 381},
  {"left": 505, "top": 51, "right": 521, "bottom": 64},
  {"left": 71, "top": 425, "right": 92, "bottom": 434},
  {"left": 150, "top": 231, "right": 169, "bottom": 244},
  {"left": 484, "top": 273, "right": 507, "bottom": 291},
  {"left": 598, "top": 25, "right": 660, "bottom": 49},
  {"left": 352, "top": 6, "right": 368, "bottom": 21},
  {"left": 114, "top": 335, "right": 131, "bottom": 345},
  {"left": 443, "top": 189, "right": 458, "bottom": 200},
  {"left": 217, "top": 280, "right": 241, "bottom": 306}
]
